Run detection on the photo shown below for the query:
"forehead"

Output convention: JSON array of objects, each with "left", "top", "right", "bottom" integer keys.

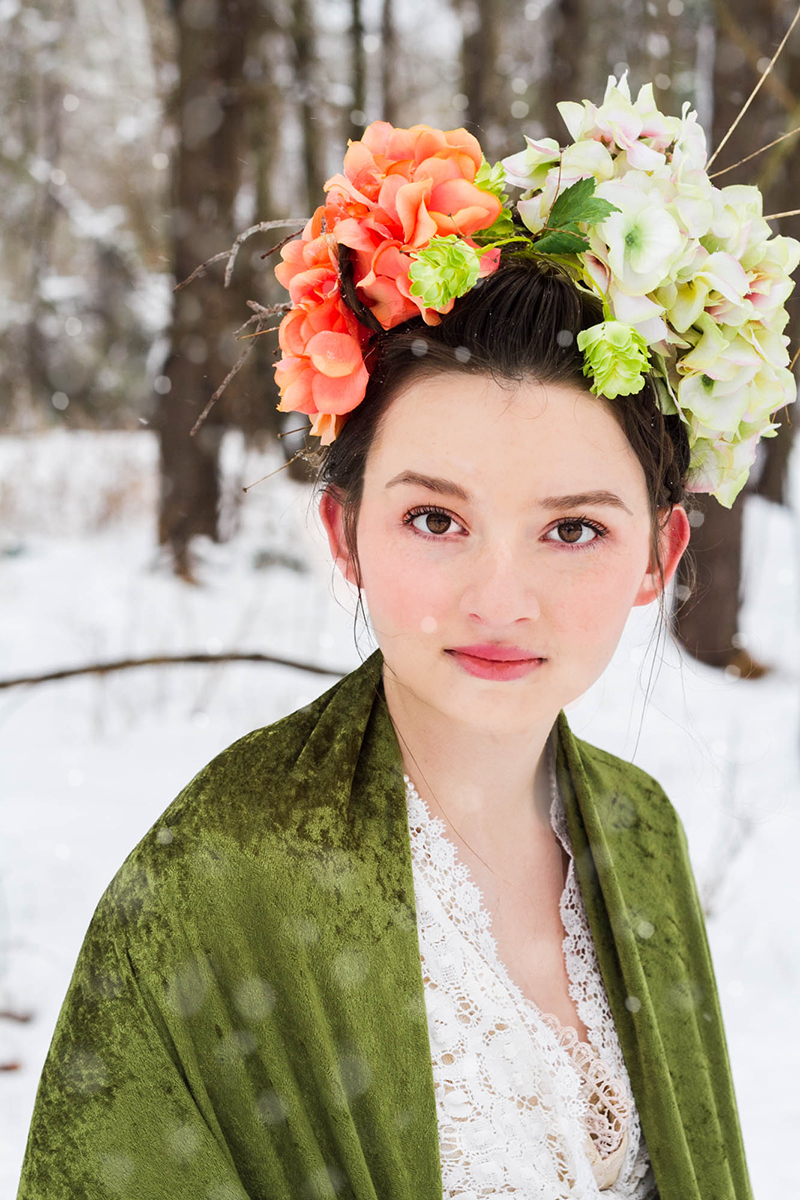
[{"left": 365, "top": 372, "right": 648, "bottom": 503}]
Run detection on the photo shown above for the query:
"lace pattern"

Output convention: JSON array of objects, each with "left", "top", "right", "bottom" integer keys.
[{"left": 405, "top": 736, "right": 656, "bottom": 1198}]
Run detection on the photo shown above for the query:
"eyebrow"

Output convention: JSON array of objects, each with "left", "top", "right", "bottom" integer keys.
[{"left": 384, "top": 471, "right": 634, "bottom": 516}]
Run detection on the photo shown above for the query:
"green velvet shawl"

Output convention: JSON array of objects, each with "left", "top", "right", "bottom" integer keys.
[{"left": 17, "top": 647, "right": 752, "bottom": 1200}]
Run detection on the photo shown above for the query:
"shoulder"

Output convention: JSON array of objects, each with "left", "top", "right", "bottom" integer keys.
[
  {"left": 98, "top": 653, "right": 389, "bottom": 930},
  {"left": 563, "top": 720, "right": 687, "bottom": 847}
]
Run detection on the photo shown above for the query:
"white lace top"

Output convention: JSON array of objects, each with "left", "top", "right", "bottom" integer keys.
[{"left": 404, "top": 738, "right": 658, "bottom": 1199}]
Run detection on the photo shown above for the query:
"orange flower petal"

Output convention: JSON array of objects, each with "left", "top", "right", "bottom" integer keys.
[
  {"left": 324, "top": 171, "right": 374, "bottom": 210},
  {"left": 306, "top": 330, "right": 365, "bottom": 379},
  {"left": 275, "top": 360, "right": 316, "bottom": 414},
  {"left": 332, "top": 217, "right": 384, "bottom": 253},
  {"left": 429, "top": 179, "right": 502, "bottom": 234},
  {"left": 385, "top": 125, "right": 432, "bottom": 163},
  {"left": 360, "top": 276, "right": 419, "bottom": 329},
  {"left": 395, "top": 179, "right": 437, "bottom": 247},
  {"left": 405, "top": 126, "right": 447, "bottom": 164},
  {"left": 311, "top": 360, "right": 370, "bottom": 413},
  {"left": 361, "top": 121, "right": 395, "bottom": 156},
  {"left": 478, "top": 246, "right": 502, "bottom": 277},
  {"left": 279, "top": 308, "right": 312, "bottom": 356},
  {"left": 443, "top": 127, "right": 483, "bottom": 173},
  {"left": 309, "top": 411, "right": 346, "bottom": 444}
]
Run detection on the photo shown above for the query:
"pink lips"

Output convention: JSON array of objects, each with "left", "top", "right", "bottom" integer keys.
[
  {"left": 445, "top": 644, "right": 545, "bottom": 681},
  {"left": 448, "top": 643, "right": 541, "bottom": 662}
]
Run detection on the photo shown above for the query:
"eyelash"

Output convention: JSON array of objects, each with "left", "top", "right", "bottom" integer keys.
[{"left": 402, "top": 504, "right": 610, "bottom": 550}]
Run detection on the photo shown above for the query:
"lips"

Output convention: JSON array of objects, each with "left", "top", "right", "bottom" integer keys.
[{"left": 446, "top": 644, "right": 543, "bottom": 662}]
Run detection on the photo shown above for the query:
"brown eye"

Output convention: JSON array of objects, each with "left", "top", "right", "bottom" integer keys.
[
  {"left": 559, "top": 521, "right": 585, "bottom": 543},
  {"left": 405, "top": 507, "right": 463, "bottom": 537},
  {"left": 422, "top": 512, "right": 451, "bottom": 535},
  {"left": 545, "top": 519, "right": 601, "bottom": 546}
]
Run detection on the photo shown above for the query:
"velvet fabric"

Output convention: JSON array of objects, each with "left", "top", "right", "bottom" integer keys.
[{"left": 17, "top": 647, "right": 752, "bottom": 1200}]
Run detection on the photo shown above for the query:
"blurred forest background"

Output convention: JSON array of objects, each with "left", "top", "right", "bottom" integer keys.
[
  {"left": 4, "top": 5, "right": 800, "bottom": 1190},
  {"left": 3, "top": 0, "right": 800, "bottom": 657}
]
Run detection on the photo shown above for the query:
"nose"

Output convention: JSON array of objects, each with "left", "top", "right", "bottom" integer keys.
[{"left": 458, "top": 540, "right": 541, "bottom": 626}]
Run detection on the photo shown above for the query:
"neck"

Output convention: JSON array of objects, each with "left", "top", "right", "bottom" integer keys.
[{"left": 382, "top": 664, "right": 558, "bottom": 844}]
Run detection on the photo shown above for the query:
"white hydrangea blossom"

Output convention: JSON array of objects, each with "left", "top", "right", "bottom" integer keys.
[{"left": 500, "top": 71, "right": 800, "bottom": 507}]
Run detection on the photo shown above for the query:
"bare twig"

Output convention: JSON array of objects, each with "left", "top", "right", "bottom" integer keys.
[
  {"left": 223, "top": 218, "right": 308, "bottom": 288},
  {"left": 173, "top": 250, "right": 230, "bottom": 293},
  {"left": 243, "top": 449, "right": 308, "bottom": 491},
  {"left": 277, "top": 425, "right": 312, "bottom": 439},
  {"left": 236, "top": 324, "right": 281, "bottom": 340},
  {"left": 261, "top": 228, "right": 307, "bottom": 259},
  {"left": 763, "top": 208, "right": 800, "bottom": 220},
  {"left": 707, "top": 2, "right": 800, "bottom": 169},
  {"left": 173, "top": 218, "right": 307, "bottom": 294},
  {"left": 189, "top": 303, "right": 293, "bottom": 436},
  {"left": 709, "top": 124, "right": 800, "bottom": 178},
  {"left": 189, "top": 336, "right": 263, "bottom": 437},
  {"left": 0, "top": 652, "right": 350, "bottom": 691},
  {"left": 234, "top": 302, "right": 290, "bottom": 338}
]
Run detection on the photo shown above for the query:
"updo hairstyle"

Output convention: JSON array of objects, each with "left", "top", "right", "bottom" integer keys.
[{"left": 307, "top": 251, "right": 692, "bottom": 603}]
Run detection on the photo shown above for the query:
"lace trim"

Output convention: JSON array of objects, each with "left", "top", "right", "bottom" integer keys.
[
  {"left": 545, "top": 736, "right": 654, "bottom": 1197},
  {"left": 405, "top": 751, "right": 656, "bottom": 1198}
]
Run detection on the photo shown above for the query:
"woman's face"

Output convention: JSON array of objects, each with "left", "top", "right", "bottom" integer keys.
[{"left": 321, "top": 372, "right": 690, "bottom": 735}]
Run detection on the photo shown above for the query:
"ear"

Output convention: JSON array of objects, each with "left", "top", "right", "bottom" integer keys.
[
  {"left": 632, "top": 504, "right": 692, "bottom": 607},
  {"left": 319, "top": 489, "right": 359, "bottom": 588}
]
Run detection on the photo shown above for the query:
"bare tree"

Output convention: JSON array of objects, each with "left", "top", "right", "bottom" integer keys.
[
  {"left": 459, "top": 0, "right": 502, "bottom": 154},
  {"left": 381, "top": 0, "right": 398, "bottom": 125},
  {"left": 349, "top": 0, "right": 367, "bottom": 141},
  {"left": 291, "top": 0, "right": 326, "bottom": 214},
  {"left": 156, "top": 0, "right": 267, "bottom": 580},
  {"left": 674, "top": 0, "right": 800, "bottom": 674}
]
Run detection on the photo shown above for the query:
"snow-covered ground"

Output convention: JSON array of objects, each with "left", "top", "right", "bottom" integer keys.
[{"left": 1, "top": 429, "right": 799, "bottom": 1196}]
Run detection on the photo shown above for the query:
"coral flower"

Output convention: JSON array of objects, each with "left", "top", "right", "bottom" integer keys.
[
  {"left": 273, "top": 122, "right": 504, "bottom": 442},
  {"left": 322, "top": 121, "right": 502, "bottom": 329},
  {"left": 274, "top": 209, "right": 370, "bottom": 443}
]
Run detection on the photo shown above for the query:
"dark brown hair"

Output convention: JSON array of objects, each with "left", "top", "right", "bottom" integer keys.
[{"left": 308, "top": 251, "right": 692, "bottom": 606}]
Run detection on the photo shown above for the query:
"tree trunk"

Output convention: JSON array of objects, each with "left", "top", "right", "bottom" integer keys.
[
  {"left": 540, "top": 0, "right": 587, "bottom": 128},
  {"left": 674, "top": 0, "right": 770, "bottom": 667},
  {"left": 380, "top": 0, "right": 397, "bottom": 126},
  {"left": 291, "top": 0, "right": 325, "bottom": 215},
  {"left": 749, "top": 0, "right": 800, "bottom": 506},
  {"left": 349, "top": 0, "right": 367, "bottom": 141},
  {"left": 157, "top": 0, "right": 261, "bottom": 580},
  {"left": 674, "top": 495, "right": 744, "bottom": 666},
  {"left": 460, "top": 0, "right": 502, "bottom": 155}
]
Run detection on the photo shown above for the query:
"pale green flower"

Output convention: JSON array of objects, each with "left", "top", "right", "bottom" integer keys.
[
  {"left": 408, "top": 235, "right": 482, "bottom": 308},
  {"left": 686, "top": 428, "right": 768, "bottom": 508},
  {"left": 705, "top": 184, "right": 770, "bottom": 264},
  {"left": 605, "top": 286, "right": 667, "bottom": 345},
  {"left": 595, "top": 177, "right": 683, "bottom": 294},
  {"left": 475, "top": 157, "right": 507, "bottom": 199},
  {"left": 557, "top": 73, "right": 677, "bottom": 170},
  {"left": 577, "top": 320, "right": 650, "bottom": 398},
  {"left": 501, "top": 137, "right": 561, "bottom": 191}
]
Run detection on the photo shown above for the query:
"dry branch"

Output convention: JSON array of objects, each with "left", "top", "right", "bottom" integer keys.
[
  {"left": 708, "top": 1, "right": 800, "bottom": 169},
  {"left": 0, "top": 653, "right": 350, "bottom": 691},
  {"left": 189, "top": 301, "right": 291, "bottom": 436},
  {"left": 173, "top": 217, "right": 308, "bottom": 293}
]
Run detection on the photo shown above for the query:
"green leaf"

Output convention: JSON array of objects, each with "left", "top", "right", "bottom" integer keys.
[
  {"left": 533, "top": 229, "right": 590, "bottom": 255},
  {"left": 471, "top": 207, "right": 517, "bottom": 245},
  {"left": 546, "top": 177, "right": 620, "bottom": 232},
  {"left": 475, "top": 157, "right": 507, "bottom": 199}
]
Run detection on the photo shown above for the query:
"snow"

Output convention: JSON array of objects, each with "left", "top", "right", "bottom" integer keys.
[{"left": 1, "top": 428, "right": 799, "bottom": 1195}]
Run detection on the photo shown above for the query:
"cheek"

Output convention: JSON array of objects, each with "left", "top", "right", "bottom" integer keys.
[
  {"left": 545, "top": 547, "right": 648, "bottom": 647},
  {"left": 358, "top": 528, "right": 456, "bottom": 632}
]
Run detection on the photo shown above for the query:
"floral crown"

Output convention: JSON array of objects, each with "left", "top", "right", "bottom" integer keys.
[{"left": 273, "top": 73, "right": 800, "bottom": 508}]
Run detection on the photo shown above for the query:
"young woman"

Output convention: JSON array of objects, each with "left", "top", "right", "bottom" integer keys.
[{"left": 18, "top": 87, "right": 794, "bottom": 1199}]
